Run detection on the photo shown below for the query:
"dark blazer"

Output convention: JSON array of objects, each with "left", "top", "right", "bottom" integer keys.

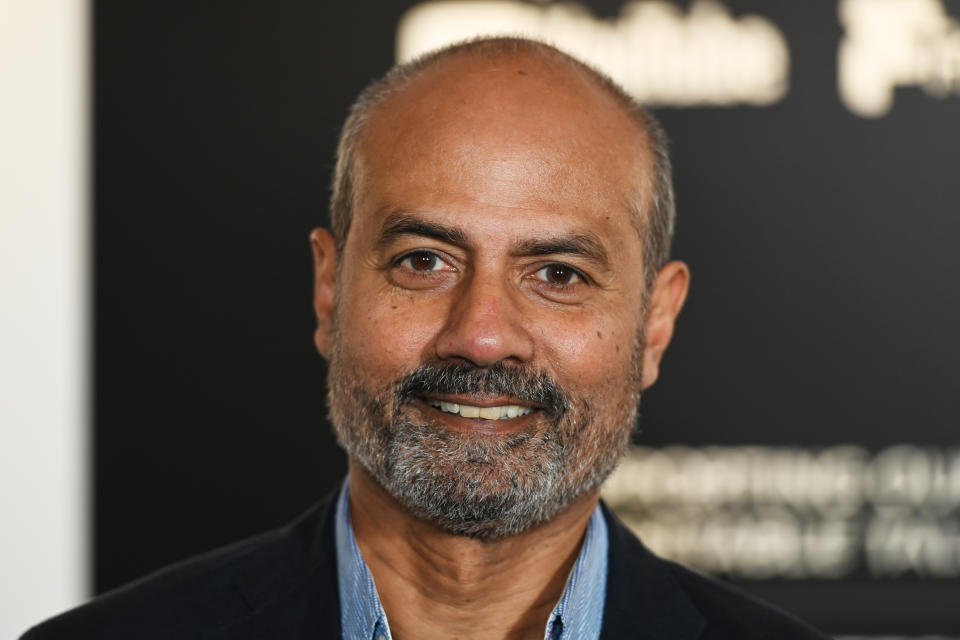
[{"left": 22, "top": 489, "right": 830, "bottom": 639}]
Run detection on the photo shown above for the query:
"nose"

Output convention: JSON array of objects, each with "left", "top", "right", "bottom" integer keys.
[{"left": 434, "top": 273, "right": 534, "bottom": 367}]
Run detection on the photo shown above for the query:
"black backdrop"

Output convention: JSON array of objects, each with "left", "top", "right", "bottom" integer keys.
[{"left": 94, "top": 1, "right": 960, "bottom": 635}]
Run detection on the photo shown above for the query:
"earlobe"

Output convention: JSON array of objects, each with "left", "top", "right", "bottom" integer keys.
[
  {"left": 311, "top": 228, "right": 338, "bottom": 359},
  {"left": 640, "top": 261, "right": 690, "bottom": 389}
]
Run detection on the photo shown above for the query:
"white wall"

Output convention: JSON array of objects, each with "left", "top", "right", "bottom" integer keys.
[{"left": 0, "top": 0, "right": 89, "bottom": 635}]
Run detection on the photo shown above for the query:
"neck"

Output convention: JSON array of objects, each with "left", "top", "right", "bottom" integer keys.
[{"left": 347, "top": 461, "right": 598, "bottom": 640}]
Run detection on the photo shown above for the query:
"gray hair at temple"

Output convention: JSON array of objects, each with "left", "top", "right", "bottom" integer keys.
[{"left": 328, "top": 36, "right": 676, "bottom": 290}]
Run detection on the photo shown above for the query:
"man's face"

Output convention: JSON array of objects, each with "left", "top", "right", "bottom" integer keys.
[{"left": 317, "top": 54, "right": 684, "bottom": 538}]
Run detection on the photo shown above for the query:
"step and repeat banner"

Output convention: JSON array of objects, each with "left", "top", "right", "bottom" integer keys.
[{"left": 95, "top": 1, "right": 960, "bottom": 636}]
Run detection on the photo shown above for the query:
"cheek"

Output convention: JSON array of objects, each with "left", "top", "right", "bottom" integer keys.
[
  {"left": 337, "top": 281, "right": 446, "bottom": 378},
  {"left": 537, "top": 312, "right": 636, "bottom": 391}
]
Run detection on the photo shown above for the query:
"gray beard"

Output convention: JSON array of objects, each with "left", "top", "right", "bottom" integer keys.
[{"left": 327, "top": 349, "right": 643, "bottom": 539}]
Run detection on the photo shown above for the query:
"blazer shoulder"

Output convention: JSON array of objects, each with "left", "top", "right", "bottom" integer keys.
[
  {"left": 21, "top": 493, "right": 339, "bottom": 640},
  {"left": 663, "top": 560, "right": 831, "bottom": 640},
  {"left": 600, "top": 502, "right": 830, "bottom": 640}
]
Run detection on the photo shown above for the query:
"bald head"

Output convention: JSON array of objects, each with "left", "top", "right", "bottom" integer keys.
[{"left": 330, "top": 37, "right": 675, "bottom": 285}]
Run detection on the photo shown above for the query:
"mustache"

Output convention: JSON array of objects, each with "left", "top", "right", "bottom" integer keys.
[{"left": 394, "top": 361, "right": 570, "bottom": 418}]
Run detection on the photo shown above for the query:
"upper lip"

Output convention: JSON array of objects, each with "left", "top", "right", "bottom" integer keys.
[{"left": 420, "top": 393, "right": 542, "bottom": 409}]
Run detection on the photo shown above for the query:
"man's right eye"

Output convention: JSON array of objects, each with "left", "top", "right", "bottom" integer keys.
[{"left": 397, "top": 250, "right": 449, "bottom": 272}]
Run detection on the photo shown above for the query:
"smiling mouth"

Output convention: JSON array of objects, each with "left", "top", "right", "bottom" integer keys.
[{"left": 424, "top": 399, "right": 536, "bottom": 421}]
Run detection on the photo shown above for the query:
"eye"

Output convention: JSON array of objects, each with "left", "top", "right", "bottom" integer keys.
[
  {"left": 534, "top": 263, "right": 585, "bottom": 286},
  {"left": 397, "top": 250, "right": 450, "bottom": 272}
]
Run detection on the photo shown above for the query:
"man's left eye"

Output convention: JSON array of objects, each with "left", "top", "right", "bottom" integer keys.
[{"left": 534, "top": 263, "right": 584, "bottom": 286}]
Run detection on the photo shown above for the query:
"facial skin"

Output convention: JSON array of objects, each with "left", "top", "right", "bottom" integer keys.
[{"left": 312, "top": 52, "right": 689, "bottom": 539}]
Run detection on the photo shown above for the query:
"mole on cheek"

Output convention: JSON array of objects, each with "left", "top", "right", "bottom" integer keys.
[
  {"left": 596, "top": 331, "right": 603, "bottom": 339},
  {"left": 616, "top": 345, "right": 620, "bottom": 352}
]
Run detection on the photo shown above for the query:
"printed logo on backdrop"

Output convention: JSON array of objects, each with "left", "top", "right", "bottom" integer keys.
[
  {"left": 603, "top": 445, "right": 960, "bottom": 580},
  {"left": 396, "top": 0, "right": 790, "bottom": 106},
  {"left": 839, "top": 0, "right": 960, "bottom": 117},
  {"left": 397, "top": 0, "right": 960, "bottom": 116}
]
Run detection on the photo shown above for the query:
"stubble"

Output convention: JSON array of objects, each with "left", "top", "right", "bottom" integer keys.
[{"left": 327, "top": 332, "right": 645, "bottom": 539}]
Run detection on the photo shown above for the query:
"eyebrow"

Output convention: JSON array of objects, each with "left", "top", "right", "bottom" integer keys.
[
  {"left": 375, "top": 210, "right": 610, "bottom": 268},
  {"left": 513, "top": 234, "right": 610, "bottom": 268},
  {"left": 376, "top": 212, "right": 469, "bottom": 250}
]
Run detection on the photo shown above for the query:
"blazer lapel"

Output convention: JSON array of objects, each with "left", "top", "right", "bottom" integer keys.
[
  {"left": 204, "top": 488, "right": 344, "bottom": 640},
  {"left": 600, "top": 502, "right": 706, "bottom": 640}
]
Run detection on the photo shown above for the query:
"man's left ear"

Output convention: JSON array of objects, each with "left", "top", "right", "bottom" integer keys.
[
  {"left": 640, "top": 260, "right": 690, "bottom": 389},
  {"left": 311, "top": 228, "right": 338, "bottom": 359}
]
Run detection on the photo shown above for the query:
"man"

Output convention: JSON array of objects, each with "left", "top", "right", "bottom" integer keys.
[{"left": 24, "top": 37, "right": 828, "bottom": 639}]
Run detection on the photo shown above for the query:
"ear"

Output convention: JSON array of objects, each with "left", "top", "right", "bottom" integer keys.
[
  {"left": 640, "top": 260, "right": 690, "bottom": 390},
  {"left": 311, "top": 228, "right": 338, "bottom": 358}
]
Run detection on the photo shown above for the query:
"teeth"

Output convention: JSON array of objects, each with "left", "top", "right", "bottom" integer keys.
[
  {"left": 478, "top": 406, "right": 500, "bottom": 420},
  {"left": 426, "top": 400, "right": 534, "bottom": 420}
]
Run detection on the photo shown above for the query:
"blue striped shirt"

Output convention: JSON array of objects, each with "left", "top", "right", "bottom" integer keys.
[{"left": 335, "top": 480, "right": 608, "bottom": 640}]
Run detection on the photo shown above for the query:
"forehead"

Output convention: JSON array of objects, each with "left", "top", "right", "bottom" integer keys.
[{"left": 354, "top": 51, "right": 653, "bottom": 238}]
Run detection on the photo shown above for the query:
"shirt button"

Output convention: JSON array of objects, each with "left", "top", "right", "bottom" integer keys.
[{"left": 376, "top": 635, "right": 386, "bottom": 640}]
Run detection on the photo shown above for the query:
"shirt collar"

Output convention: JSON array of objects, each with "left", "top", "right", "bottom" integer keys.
[
  {"left": 335, "top": 479, "right": 608, "bottom": 640},
  {"left": 335, "top": 481, "right": 393, "bottom": 640},
  {"left": 543, "top": 500, "right": 608, "bottom": 640}
]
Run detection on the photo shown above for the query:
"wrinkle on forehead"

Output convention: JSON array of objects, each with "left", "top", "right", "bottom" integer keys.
[{"left": 446, "top": 149, "right": 595, "bottom": 211}]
